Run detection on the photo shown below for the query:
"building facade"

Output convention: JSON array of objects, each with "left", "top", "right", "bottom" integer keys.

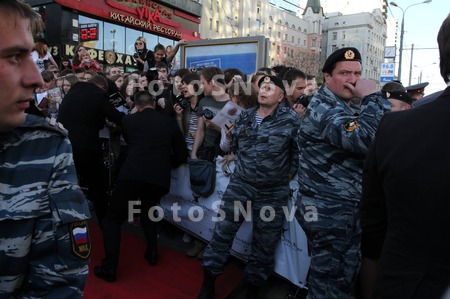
[
  {"left": 197, "top": 0, "right": 324, "bottom": 74},
  {"left": 25, "top": 0, "right": 202, "bottom": 72},
  {"left": 321, "top": 8, "right": 387, "bottom": 83}
]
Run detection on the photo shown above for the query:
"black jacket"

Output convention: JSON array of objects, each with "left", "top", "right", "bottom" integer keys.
[
  {"left": 117, "top": 107, "right": 188, "bottom": 192},
  {"left": 57, "top": 82, "right": 124, "bottom": 152},
  {"left": 361, "top": 86, "right": 450, "bottom": 298}
]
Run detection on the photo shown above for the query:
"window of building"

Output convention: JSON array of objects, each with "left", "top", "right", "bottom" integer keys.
[
  {"left": 332, "top": 45, "right": 338, "bottom": 52},
  {"left": 291, "top": 36, "right": 294, "bottom": 43},
  {"left": 216, "top": 20, "right": 219, "bottom": 32},
  {"left": 209, "top": 18, "right": 213, "bottom": 30},
  {"left": 332, "top": 32, "right": 337, "bottom": 40},
  {"left": 268, "top": 26, "right": 272, "bottom": 35},
  {"left": 256, "top": 19, "right": 261, "bottom": 29},
  {"left": 284, "top": 47, "right": 286, "bottom": 54},
  {"left": 342, "top": 31, "right": 346, "bottom": 39},
  {"left": 284, "top": 33, "right": 288, "bottom": 40},
  {"left": 285, "top": 22, "right": 289, "bottom": 27},
  {"left": 278, "top": 31, "right": 281, "bottom": 38},
  {"left": 104, "top": 22, "right": 124, "bottom": 54},
  {"left": 277, "top": 45, "right": 280, "bottom": 54},
  {"left": 217, "top": 1, "right": 220, "bottom": 13},
  {"left": 292, "top": 24, "right": 296, "bottom": 29},
  {"left": 312, "top": 39, "right": 316, "bottom": 47},
  {"left": 298, "top": 37, "right": 301, "bottom": 44}
]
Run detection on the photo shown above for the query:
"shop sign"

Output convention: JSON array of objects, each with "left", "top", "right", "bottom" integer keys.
[
  {"left": 65, "top": 44, "right": 137, "bottom": 66},
  {"left": 105, "top": 0, "right": 182, "bottom": 39}
]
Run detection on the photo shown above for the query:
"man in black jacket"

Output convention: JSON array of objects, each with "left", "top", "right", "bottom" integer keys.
[
  {"left": 94, "top": 90, "right": 188, "bottom": 282},
  {"left": 360, "top": 14, "right": 450, "bottom": 299},
  {"left": 57, "top": 75, "right": 124, "bottom": 223}
]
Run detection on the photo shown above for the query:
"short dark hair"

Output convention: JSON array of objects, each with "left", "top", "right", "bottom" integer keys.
[
  {"left": 155, "top": 61, "right": 168, "bottom": 71},
  {"left": 40, "top": 70, "right": 54, "bottom": 83},
  {"left": 199, "top": 66, "right": 225, "bottom": 86},
  {"left": 154, "top": 43, "right": 165, "bottom": 53},
  {"left": 134, "top": 90, "right": 155, "bottom": 106},
  {"left": 88, "top": 75, "right": 108, "bottom": 91},
  {"left": 381, "top": 82, "right": 406, "bottom": 93},
  {"left": 283, "top": 68, "right": 307, "bottom": 85}
]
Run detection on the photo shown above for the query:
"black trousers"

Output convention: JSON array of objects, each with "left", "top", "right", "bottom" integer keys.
[
  {"left": 72, "top": 147, "right": 108, "bottom": 222},
  {"left": 100, "top": 180, "right": 166, "bottom": 271}
]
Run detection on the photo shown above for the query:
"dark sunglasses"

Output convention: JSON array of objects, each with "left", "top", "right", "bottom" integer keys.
[{"left": 135, "top": 42, "right": 144, "bottom": 46}]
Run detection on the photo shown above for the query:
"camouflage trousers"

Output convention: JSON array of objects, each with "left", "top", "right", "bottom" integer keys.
[
  {"left": 202, "top": 177, "right": 289, "bottom": 286},
  {"left": 297, "top": 195, "right": 361, "bottom": 299}
]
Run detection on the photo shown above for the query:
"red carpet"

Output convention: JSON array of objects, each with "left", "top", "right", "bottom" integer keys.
[{"left": 84, "top": 222, "right": 244, "bottom": 299}]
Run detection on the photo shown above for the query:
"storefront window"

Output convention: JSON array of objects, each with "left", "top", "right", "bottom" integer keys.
[
  {"left": 158, "top": 36, "right": 174, "bottom": 49},
  {"left": 79, "top": 15, "right": 103, "bottom": 50},
  {"left": 125, "top": 28, "right": 141, "bottom": 55},
  {"left": 104, "top": 22, "right": 124, "bottom": 54},
  {"left": 143, "top": 33, "right": 159, "bottom": 51}
]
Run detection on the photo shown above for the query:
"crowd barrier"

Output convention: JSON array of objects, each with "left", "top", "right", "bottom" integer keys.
[{"left": 159, "top": 156, "right": 311, "bottom": 288}]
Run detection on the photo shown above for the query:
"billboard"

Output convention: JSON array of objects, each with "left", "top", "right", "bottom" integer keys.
[{"left": 181, "top": 36, "right": 269, "bottom": 75}]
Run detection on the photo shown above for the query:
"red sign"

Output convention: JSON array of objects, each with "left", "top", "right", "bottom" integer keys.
[{"left": 80, "top": 23, "right": 99, "bottom": 41}]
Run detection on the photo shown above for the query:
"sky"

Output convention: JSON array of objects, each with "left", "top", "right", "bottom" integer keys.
[
  {"left": 274, "top": 0, "right": 449, "bottom": 94},
  {"left": 386, "top": 0, "right": 448, "bottom": 94}
]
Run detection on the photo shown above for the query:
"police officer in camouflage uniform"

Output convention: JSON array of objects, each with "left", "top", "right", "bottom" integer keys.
[
  {"left": 0, "top": 1, "right": 91, "bottom": 298},
  {"left": 197, "top": 76, "right": 300, "bottom": 299},
  {"left": 295, "top": 47, "right": 391, "bottom": 298}
]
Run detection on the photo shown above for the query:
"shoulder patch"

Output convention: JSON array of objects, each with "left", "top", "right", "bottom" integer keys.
[
  {"left": 344, "top": 119, "right": 358, "bottom": 132},
  {"left": 69, "top": 220, "right": 91, "bottom": 260}
]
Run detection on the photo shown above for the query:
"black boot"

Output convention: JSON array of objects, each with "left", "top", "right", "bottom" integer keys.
[
  {"left": 245, "top": 282, "right": 261, "bottom": 299},
  {"left": 197, "top": 269, "right": 216, "bottom": 299}
]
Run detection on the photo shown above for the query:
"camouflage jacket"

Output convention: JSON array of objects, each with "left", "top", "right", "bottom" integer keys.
[
  {"left": 297, "top": 86, "right": 391, "bottom": 202},
  {"left": 0, "top": 115, "right": 91, "bottom": 299},
  {"left": 231, "top": 105, "right": 300, "bottom": 187}
]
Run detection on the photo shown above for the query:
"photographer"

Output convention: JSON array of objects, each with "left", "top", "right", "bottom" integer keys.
[
  {"left": 78, "top": 49, "right": 103, "bottom": 73},
  {"left": 133, "top": 37, "right": 155, "bottom": 72}
]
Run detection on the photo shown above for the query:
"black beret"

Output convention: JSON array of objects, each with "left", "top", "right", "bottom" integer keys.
[
  {"left": 322, "top": 47, "right": 362, "bottom": 73},
  {"left": 258, "top": 75, "right": 286, "bottom": 94},
  {"left": 385, "top": 90, "right": 414, "bottom": 105}
]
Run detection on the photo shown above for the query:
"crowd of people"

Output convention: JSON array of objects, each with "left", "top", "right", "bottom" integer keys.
[{"left": 1, "top": 0, "right": 450, "bottom": 298}]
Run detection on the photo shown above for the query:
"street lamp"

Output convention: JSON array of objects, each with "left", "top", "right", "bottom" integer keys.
[
  {"left": 390, "top": 0, "right": 432, "bottom": 82},
  {"left": 414, "top": 62, "right": 437, "bottom": 83}
]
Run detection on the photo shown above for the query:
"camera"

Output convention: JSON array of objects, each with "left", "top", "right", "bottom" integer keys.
[
  {"left": 146, "top": 67, "right": 159, "bottom": 82},
  {"left": 202, "top": 108, "right": 214, "bottom": 120},
  {"left": 133, "top": 53, "right": 139, "bottom": 59},
  {"left": 176, "top": 97, "right": 190, "bottom": 109},
  {"left": 296, "top": 95, "right": 311, "bottom": 108}
]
